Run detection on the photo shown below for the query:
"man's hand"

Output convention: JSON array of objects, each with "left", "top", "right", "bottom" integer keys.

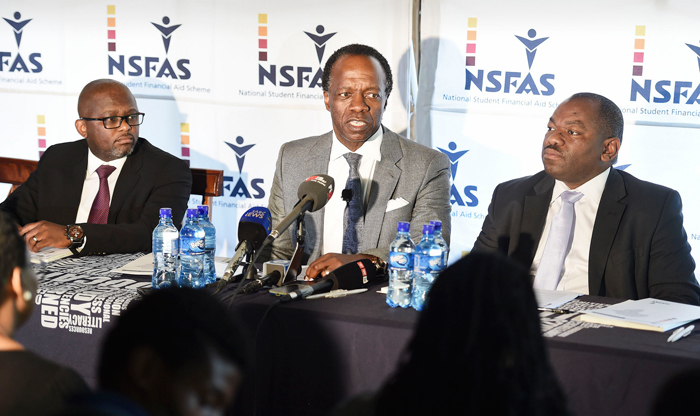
[
  {"left": 20, "top": 221, "right": 70, "bottom": 252},
  {"left": 305, "top": 253, "right": 372, "bottom": 280}
]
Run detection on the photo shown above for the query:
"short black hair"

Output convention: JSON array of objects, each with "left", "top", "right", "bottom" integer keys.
[
  {"left": 322, "top": 43, "right": 393, "bottom": 97},
  {"left": 570, "top": 92, "right": 624, "bottom": 143},
  {"left": 0, "top": 212, "right": 26, "bottom": 289},
  {"left": 98, "top": 288, "right": 251, "bottom": 389}
]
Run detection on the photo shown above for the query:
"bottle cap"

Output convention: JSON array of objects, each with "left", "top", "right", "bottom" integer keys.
[
  {"left": 186, "top": 208, "right": 198, "bottom": 218},
  {"left": 430, "top": 220, "right": 442, "bottom": 231},
  {"left": 397, "top": 221, "right": 410, "bottom": 233},
  {"left": 422, "top": 224, "right": 435, "bottom": 234},
  {"left": 159, "top": 208, "right": 172, "bottom": 218},
  {"left": 197, "top": 205, "right": 209, "bottom": 217}
]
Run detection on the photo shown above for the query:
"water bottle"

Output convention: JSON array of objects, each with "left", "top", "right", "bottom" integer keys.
[
  {"left": 386, "top": 221, "right": 415, "bottom": 308},
  {"left": 197, "top": 205, "right": 217, "bottom": 284},
  {"left": 152, "top": 208, "right": 179, "bottom": 289},
  {"left": 430, "top": 220, "right": 450, "bottom": 267},
  {"left": 178, "top": 208, "right": 206, "bottom": 288},
  {"left": 411, "top": 224, "right": 442, "bottom": 311}
]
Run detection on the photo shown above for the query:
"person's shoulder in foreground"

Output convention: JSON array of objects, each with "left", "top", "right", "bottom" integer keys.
[{"left": 0, "top": 212, "right": 88, "bottom": 416}]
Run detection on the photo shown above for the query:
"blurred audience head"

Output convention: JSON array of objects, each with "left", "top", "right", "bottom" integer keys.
[
  {"left": 377, "top": 251, "right": 568, "bottom": 415},
  {"left": 652, "top": 368, "right": 700, "bottom": 415},
  {"left": 0, "top": 212, "right": 36, "bottom": 336},
  {"left": 98, "top": 288, "right": 251, "bottom": 416}
]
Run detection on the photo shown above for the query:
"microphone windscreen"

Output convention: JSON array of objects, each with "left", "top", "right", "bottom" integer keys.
[
  {"left": 327, "top": 259, "right": 376, "bottom": 290},
  {"left": 297, "top": 174, "right": 335, "bottom": 212},
  {"left": 237, "top": 207, "right": 272, "bottom": 250}
]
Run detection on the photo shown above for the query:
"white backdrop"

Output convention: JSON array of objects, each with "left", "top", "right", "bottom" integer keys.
[
  {"left": 0, "top": 0, "right": 414, "bottom": 256},
  {"left": 2, "top": 0, "right": 700, "bottom": 272},
  {"left": 419, "top": 0, "right": 700, "bottom": 271}
]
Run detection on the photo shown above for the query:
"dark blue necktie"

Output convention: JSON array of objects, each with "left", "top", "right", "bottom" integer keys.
[{"left": 342, "top": 153, "right": 363, "bottom": 254}]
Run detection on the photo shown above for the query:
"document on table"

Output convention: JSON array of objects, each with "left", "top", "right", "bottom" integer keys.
[
  {"left": 112, "top": 254, "right": 238, "bottom": 277},
  {"left": 578, "top": 298, "right": 700, "bottom": 332},
  {"left": 30, "top": 247, "right": 73, "bottom": 264},
  {"left": 534, "top": 289, "right": 583, "bottom": 308}
]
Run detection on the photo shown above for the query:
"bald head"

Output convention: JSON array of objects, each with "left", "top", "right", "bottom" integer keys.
[
  {"left": 75, "top": 79, "right": 140, "bottom": 162},
  {"left": 77, "top": 79, "right": 135, "bottom": 117}
]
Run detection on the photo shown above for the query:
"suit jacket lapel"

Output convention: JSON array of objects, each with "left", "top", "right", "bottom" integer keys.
[
  {"left": 516, "top": 174, "right": 553, "bottom": 266},
  {"left": 589, "top": 168, "right": 627, "bottom": 296},
  {"left": 306, "top": 133, "right": 332, "bottom": 258},
  {"left": 109, "top": 139, "right": 144, "bottom": 223},
  {"left": 62, "top": 142, "right": 89, "bottom": 224},
  {"left": 363, "top": 128, "right": 402, "bottom": 251}
]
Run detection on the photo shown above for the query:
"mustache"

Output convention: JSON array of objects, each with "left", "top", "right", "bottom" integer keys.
[{"left": 543, "top": 144, "right": 561, "bottom": 154}]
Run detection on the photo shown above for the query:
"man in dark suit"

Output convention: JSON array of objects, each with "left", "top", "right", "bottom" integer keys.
[
  {"left": 473, "top": 92, "right": 700, "bottom": 305},
  {"left": 267, "top": 44, "right": 451, "bottom": 279},
  {"left": 0, "top": 79, "right": 191, "bottom": 255}
]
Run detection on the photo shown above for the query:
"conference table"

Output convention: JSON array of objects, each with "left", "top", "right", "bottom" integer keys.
[{"left": 15, "top": 253, "right": 700, "bottom": 416}]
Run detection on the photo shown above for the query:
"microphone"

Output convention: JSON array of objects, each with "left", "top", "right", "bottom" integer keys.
[
  {"left": 219, "top": 207, "right": 272, "bottom": 286},
  {"left": 240, "top": 270, "right": 281, "bottom": 294},
  {"left": 341, "top": 189, "right": 353, "bottom": 202},
  {"left": 280, "top": 259, "right": 375, "bottom": 303},
  {"left": 262, "top": 174, "right": 335, "bottom": 249}
]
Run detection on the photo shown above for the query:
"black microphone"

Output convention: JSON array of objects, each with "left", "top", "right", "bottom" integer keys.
[
  {"left": 217, "top": 207, "right": 272, "bottom": 291},
  {"left": 341, "top": 189, "right": 353, "bottom": 203},
  {"left": 280, "top": 259, "right": 375, "bottom": 302},
  {"left": 262, "top": 174, "right": 335, "bottom": 249},
  {"left": 240, "top": 270, "right": 282, "bottom": 294}
]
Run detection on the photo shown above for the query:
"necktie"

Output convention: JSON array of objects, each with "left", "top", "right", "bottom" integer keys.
[
  {"left": 87, "top": 165, "right": 117, "bottom": 224},
  {"left": 342, "top": 153, "right": 364, "bottom": 254},
  {"left": 533, "top": 190, "right": 584, "bottom": 290}
]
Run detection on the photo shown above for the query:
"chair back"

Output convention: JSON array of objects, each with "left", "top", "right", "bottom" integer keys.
[
  {"left": 0, "top": 157, "right": 39, "bottom": 197},
  {"left": 190, "top": 168, "right": 224, "bottom": 219}
]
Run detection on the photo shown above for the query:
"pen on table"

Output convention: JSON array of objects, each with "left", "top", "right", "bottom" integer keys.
[
  {"left": 667, "top": 325, "right": 695, "bottom": 343},
  {"left": 537, "top": 307, "right": 573, "bottom": 314}
]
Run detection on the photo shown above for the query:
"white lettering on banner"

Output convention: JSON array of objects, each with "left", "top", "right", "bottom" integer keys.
[{"left": 34, "top": 254, "right": 146, "bottom": 334}]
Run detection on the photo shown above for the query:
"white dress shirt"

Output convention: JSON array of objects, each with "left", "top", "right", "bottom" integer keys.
[
  {"left": 75, "top": 149, "right": 127, "bottom": 223},
  {"left": 531, "top": 167, "right": 611, "bottom": 294},
  {"left": 322, "top": 127, "right": 383, "bottom": 255}
]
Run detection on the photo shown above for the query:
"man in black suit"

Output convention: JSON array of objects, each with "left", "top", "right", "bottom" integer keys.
[
  {"left": 0, "top": 79, "right": 191, "bottom": 255},
  {"left": 473, "top": 92, "right": 700, "bottom": 305}
]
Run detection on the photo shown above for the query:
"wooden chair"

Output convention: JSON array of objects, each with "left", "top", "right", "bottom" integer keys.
[
  {"left": 0, "top": 157, "right": 38, "bottom": 197},
  {"left": 190, "top": 168, "right": 224, "bottom": 219},
  {"left": 0, "top": 158, "right": 225, "bottom": 219}
]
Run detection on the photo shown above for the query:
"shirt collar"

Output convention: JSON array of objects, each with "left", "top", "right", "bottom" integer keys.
[
  {"left": 551, "top": 167, "right": 611, "bottom": 206},
  {"left": 329, "top": 126, "right": 383, "bottom": 162},
  {"left": 87, "top": 147, "right": 127, "bottom": 176}
]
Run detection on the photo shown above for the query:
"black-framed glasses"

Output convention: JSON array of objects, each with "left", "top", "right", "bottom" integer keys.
[{"left": 81, "top": 113, "right": 145, "bottom": 129}]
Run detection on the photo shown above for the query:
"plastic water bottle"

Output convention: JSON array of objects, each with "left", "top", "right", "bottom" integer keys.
[
  {"left": 411, "top": 224, "right": 442, "bottom": 311},
  {"left": 197, "top": 205, "right": 217, "bottom": 284},
  {"left": 178, "top": 208, "right": 206, "bottom": 288},
  {"left": 430, "top": 220, "right": 450, "bottom": 267},
  {"left": 386, "top": 222, "right": 415, "bottom": 308},
  {"left": 152, "top": 208, "right": 179, "bottom": 289}
]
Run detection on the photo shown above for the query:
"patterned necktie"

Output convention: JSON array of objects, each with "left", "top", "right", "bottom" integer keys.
[
  {"left": 533, "top": 190, "right": 584, "bottom": 290},
  {"left": 342, "top": 153, "right": 364, "bottom": 254},
  {"left": 87, "top": 165, "right": 117, "bottom": 224}
]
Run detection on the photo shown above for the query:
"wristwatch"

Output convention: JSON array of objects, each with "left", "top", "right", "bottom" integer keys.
[
  {"left": 65, "top": 224, "right": 85, "bottom": 255},
  {"left": 366, "top": 255, "right": 388, "bottom": 276}
]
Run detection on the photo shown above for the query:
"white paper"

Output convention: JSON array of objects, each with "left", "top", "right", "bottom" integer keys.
[{"left": 581, "top": 298, "right": 700, "bottom": 332}]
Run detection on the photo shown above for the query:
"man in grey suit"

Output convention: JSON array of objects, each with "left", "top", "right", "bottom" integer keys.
[
  {"left": 473, "top": 92, "right": 700, "bottom": 305},
  {"left": 267, "top": 44, "right": 451, "bottom": 280}
]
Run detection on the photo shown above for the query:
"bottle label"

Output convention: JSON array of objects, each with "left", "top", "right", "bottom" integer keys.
[
  {"left": 414, "top": 254, "right": 443, "bottom": 272},
  {"left": 183, "top": 237, "right": 205, "bottom": 253},
  {"left": 389, "top": 252, "right": 412, "bottom": 269}
]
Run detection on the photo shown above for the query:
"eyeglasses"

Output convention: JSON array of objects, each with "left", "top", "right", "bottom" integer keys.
[{"left": 81, "top": 113, "right": 145, "bottom": 129}]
